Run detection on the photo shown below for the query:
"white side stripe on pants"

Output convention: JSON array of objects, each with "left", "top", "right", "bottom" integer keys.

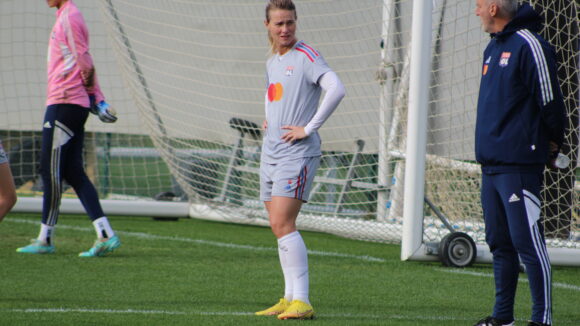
[
  {"left": 523, "top": 189, "right": 552, "bottom": 325},
  {"left": 47, "top": 121, "right": 74, "bottom": 226}
]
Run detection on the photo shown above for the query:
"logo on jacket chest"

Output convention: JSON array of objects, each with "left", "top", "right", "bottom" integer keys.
[
  {"left": 285, "top": 66, "right": 294, "bottom": 76},
  {"left": 483, "top": 56, "right": 491, "bottom": 75},
  {"left": 499, "top": 52, "right": 511, "bottom": 67}
]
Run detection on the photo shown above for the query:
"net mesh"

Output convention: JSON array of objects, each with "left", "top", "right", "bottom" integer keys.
[
  {"left": 423, "top": 0, "right": 579, "bottom": 249},
  {"left": 0, "top": 0, "right": 172, "bottom": 201},
  {"left": 0, "top": 0, "right": 577, "bottom": 248}
]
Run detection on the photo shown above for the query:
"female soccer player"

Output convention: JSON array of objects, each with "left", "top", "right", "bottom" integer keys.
[
  {"left": 255, "top": 0, "right": 345, "bottom": 320},
  {"left": 17, "top": 0, "right": 119, "bottom": 257}
]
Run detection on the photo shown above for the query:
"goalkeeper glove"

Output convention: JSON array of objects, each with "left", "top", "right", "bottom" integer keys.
[{"left": 89, "top": 95, "right": 117, "bottom": 123}]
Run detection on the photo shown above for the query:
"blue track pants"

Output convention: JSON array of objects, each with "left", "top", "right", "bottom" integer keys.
[
  {"left": 481, "top": 171, "right": 552, "bottom": 325},
  {"left": 40, "top": 104, "right": 105, "bottom": 226}
]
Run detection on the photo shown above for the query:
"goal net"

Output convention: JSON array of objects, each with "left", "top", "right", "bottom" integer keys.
[
  {"left": 1, "top": 1, "right": 577, "bottom": 263},
  {"left": 0, "top": 0, "right": 180, "bottom": 211},
  {"left": 415, "top": 0, "right": 579, "bottom": 262}
]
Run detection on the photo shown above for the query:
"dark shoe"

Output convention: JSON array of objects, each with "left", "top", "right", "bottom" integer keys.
[
  {"left": 528, "top": 322, "right": 550, "bottom": 326},
  {"left": 474, "top": 316, "right": 514, "bottom": 326}
]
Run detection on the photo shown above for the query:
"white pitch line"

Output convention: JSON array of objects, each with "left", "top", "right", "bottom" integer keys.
[
  {"left": 10, "top": 308, "right": 187, "bottom": 315},
  {"left": 0, "top": 308, "right": 468, "bottom": 321},
  {"left": 5, "top": 308, "right": 579, "bottom": 324},
  {"left": 7, "top": 218, "right": 385, "bottom": 263},
  {"left": 5, "top": 308, "right": 250, "bottom": 316},
  {"left": 435, "top": 268, "right": 580, "bottom": 292}
]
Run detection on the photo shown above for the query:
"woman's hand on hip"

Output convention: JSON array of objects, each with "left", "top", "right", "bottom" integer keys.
[{"left": 281, "top": 126, "right": 306, "bottom": 143}]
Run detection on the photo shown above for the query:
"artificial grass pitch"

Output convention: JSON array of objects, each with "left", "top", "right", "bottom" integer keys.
[{"left": 1, "top": 213, "right": 579, "bottom": 325}]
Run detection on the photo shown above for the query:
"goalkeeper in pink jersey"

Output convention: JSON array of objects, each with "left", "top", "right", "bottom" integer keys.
[{"left": 17, "top": 0, "right": 120, "bottom": 257}]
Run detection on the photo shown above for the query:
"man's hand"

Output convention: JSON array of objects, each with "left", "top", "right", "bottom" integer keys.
[
  {"left": 548, "top": 141, "right": 559, "bottom": 156},
  {"left": 547, "top": 141, "right": 569, "bottom": 170},
  {"left": 281, "top": 126, "right": 307, "bottom": 143}
]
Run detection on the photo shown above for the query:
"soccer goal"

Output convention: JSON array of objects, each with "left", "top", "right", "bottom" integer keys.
[
  {"left": 399, "top": 0, "right": 579, "bottom": 267},
  {"left": 1, "top": 0, "right": 577, "bottom": 265}
]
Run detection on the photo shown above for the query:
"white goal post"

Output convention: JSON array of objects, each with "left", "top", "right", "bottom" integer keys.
[
  {"left": 401, "top": 0, "right": 580, "bottom": 266},
  {"left": 1, "top": 0, "right": 578, "bottom": 265}
]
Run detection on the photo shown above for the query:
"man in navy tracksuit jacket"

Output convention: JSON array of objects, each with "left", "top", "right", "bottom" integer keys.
[{"left": 473, "top": 1, "right": 566, "bottom": 326}]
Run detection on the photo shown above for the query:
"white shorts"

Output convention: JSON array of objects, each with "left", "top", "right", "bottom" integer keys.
[
  {"left": 260, "top": 156, "right": 320, "bottom": 202},
  {"left": 0, "top": 141, "right": 7, "bottom": 165}
]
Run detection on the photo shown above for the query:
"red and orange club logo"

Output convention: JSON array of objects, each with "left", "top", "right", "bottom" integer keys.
[{"left": 267, "top": 83, "right": 283, "bottom": 102}]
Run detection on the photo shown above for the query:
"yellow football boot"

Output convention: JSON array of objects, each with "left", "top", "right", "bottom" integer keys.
[
  {"left": 255, "top": 298, "right": 290, "bottom": 316},
  {"left": 277, "top": 299, "right": 314, "bottom": 320}
]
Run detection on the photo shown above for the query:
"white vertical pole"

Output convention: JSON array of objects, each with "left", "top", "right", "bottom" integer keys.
[
  {"left": 401, "top": 0, "right": 432, "bottom": 261},
  {"left": 377, "top": 0, "right": 395, "bottom": 221}
]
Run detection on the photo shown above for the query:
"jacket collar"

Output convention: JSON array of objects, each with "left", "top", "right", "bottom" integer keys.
[{"left": 491, "top": 3, "right": 543, "bottom": 40}]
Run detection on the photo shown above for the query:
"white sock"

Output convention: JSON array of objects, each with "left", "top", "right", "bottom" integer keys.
[
  {"left": 92, "top": 217, "right": 115, "bottom": 239},
  {"left": 278, "top": 235, "right": 293, "bottom": 302},
  {"left": 38, "top": 223, "right": 55, "bottom": 245},
  {"left": 279, "top": 231, "right": 310, "bottom": 304}
]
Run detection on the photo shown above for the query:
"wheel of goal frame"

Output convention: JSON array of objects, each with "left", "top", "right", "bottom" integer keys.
[
  {"left": 438, "top": 232, "right": 477, "bottom": 268},
  {"left": 151, "top": 191, "right": 180, "bottom": 221}
]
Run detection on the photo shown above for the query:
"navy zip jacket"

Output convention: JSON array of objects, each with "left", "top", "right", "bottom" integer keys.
[{"left": 475, "top": 4, "right": 566, "bottom": 174}]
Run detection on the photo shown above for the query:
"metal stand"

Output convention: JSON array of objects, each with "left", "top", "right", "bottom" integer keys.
[{"left": 217, "top": 118, "right": 260, "bottom": 205}]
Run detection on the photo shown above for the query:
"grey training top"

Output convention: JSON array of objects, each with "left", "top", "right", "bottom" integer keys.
[{"left": 261, "top": 40, "right": 331, "bottom": 164}]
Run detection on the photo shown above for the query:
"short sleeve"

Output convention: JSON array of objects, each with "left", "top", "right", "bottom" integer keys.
[
  {"left": 295, "top": 42, "right": 331, "bottom": 85},
  {"left": 308, "top": 54, "right": 331, "bottom": 85}
]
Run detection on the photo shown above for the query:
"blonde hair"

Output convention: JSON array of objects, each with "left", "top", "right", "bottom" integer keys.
[{"left": 265, "top": 0, "right": 297, "bottom": 53}]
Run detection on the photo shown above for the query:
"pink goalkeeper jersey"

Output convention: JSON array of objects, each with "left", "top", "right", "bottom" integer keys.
[{"left": 46, "top": 0, "right": 102, "bottom": 107}]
